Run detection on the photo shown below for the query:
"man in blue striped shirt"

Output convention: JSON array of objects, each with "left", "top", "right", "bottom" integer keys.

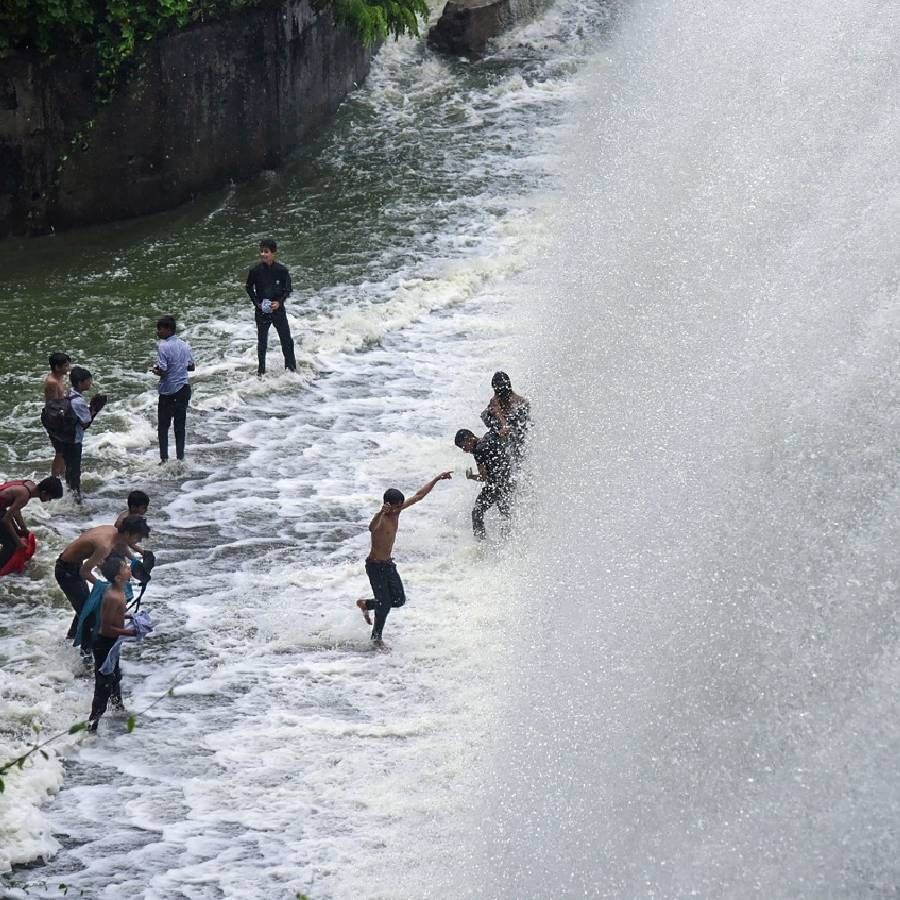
[{"left": 153, "top": 316, "right": 195, "bottom": 463}]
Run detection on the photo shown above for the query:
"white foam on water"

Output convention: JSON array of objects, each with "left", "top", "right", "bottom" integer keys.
[{"left": 1, "top": 0, "right": 614, "bottom": 894}]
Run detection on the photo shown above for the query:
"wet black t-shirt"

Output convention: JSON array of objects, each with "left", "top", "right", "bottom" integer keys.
[
  {"left": 473, "top": 432, "right": 512, "bottom": 485},
  {"left": 245, "top": 261, "right": 292, "bottom": 308}
]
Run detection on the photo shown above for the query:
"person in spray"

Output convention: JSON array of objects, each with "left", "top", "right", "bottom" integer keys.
[
  {"left": 356, "top": 472, "right": 452, "bottom": 647},
  {"left": 88, "top": 556, "right": 136, "bottom": 732},
  {"left": 245, "top": 238, "right": 297, "bottom": 375}
]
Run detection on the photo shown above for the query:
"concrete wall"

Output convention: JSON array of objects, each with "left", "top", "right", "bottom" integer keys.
[{"left": 0, "top": 1, "right": 374, "bottom": 237}]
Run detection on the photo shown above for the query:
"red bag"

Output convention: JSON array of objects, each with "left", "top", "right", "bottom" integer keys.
[{"left": 0, "top": 531, "right": 36, "bottom": 576}]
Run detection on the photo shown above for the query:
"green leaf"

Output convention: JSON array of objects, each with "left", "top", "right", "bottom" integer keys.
[
  {"left": 126, "top": 715, "right": 136, "bottom": 733},
  {"left": 40, "top": 749, "right": 49, "bottom": 760},
  {"left": 68, "top": 722, "right": 87, "bottom": 734}
]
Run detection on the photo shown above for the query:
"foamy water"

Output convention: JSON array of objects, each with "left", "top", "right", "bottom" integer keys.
[{"left": 0, "top": 2, "right": 614, "bottom": 896}]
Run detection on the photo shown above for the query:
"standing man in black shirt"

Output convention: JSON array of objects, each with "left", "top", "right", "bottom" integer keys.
[
  {"left": 454, "top": 428, "right": 515, "bottom": 539},
  {"left": 245, "top": 238, "right": 297, "bottom": 375}
]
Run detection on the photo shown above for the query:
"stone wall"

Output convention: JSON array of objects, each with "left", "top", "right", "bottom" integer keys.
[
  {"left": 0, "top": 1, "right": 375, "bottom": 237},
  {"left": 428, "top": 0, "right": 549, "bottom": 56}
]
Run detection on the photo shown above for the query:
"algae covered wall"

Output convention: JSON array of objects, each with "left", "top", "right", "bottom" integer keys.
[{"left": 0, "top": 0, "right": 374, "bottom": 237}]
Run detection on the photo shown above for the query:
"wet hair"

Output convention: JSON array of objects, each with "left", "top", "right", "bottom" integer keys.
[
  {"left": 259, "top": 238, "right": 278, "bottom": 253},
  {"left": 157, "top": 316, "right": 177, "bottom": 333},
  {"left": 48, "top": 352, "right": 71, "bottom": 371},
  {"left": 37, "top": 477, "right": 63, "bottom": 500},
  {"left": 383, "top": 488, "right": 405, "bottom": 506},
  {"left": 492, "top": 371, "right": 512, "bottom": 393},
  {"left": 455, "top": 428, "right": 476, "bottom": 449},
  {"left": 118, "top": 514, "right": 150, "bottom": 539},
  {"left": 69, "top": 366, "right": 92, "bottom": 388},
  {"left": 127, "top": 490, "right": 150, "bottom": 511},
  {"left": 100, "top": 555, "right": 128, "bottom": 583}
]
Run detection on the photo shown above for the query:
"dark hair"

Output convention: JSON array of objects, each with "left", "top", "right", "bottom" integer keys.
[
  {"left": 127, "top": 490, "right": 150, "bottom": 510},
  {"left": 383, "top": 488, "right": 405, "bottom": 506},
  {"left": 100, "top": 555, "right": 128, "bottom": 583},
  {"left": 37, "top": 476, "right": 63, "bottom": 500},
  {"left": 455, "top": 428, "right": 476, "bottom": 448},
  {"left": 118, "top": 514, "right": 150, "bottom": 539},
  {"left": 259, "top": 238, "right": 278, "bottom": 253},
  {"left": 69, "top": 366, "right": 92, "bottom": 388},
  {"left": 157, "top": 316, "right": 177, "bottom": 333},
  {"left": 49, "top": 352, "right": 71, "bottom": 371},
  {"left": 491, "top": 371, "right": 512, "bottom": 392}
]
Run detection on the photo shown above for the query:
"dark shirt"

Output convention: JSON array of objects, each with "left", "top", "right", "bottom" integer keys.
[
  {"left": 473, "top": 431, "right": 512, "bottom": 485},
  {"left": 245, "top": 261, "right": 292, "bottom": 311}
]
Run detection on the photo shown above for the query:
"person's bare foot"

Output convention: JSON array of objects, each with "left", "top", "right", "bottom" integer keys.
[{"left": 356, "top": 598, "right": 372, "bottom": 625}]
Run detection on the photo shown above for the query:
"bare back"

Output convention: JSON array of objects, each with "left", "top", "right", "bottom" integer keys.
[
  {"left": 59, "top": 525, "right": 119, "bottom": 565},
  {"left": 44, "top": 373, "right": 67, "bottom": 402}
]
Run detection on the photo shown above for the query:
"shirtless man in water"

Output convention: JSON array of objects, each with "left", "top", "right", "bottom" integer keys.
[
  {"left": 55, "top": 515, "right": 150, "bottom": 644},
  {"left": 356, "top": 472, "right": 452, "bottom": 647}
]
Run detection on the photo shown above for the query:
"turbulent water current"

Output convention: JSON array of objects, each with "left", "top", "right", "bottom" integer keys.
[{"left": 2, "top": 0, "right": 899, "bottom": 897}]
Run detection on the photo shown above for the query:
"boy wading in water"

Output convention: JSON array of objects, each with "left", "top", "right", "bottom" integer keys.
[
  {"left": 357, "top": 472, "right": 452, "bottom": 648},
  {"left": 89, "top": 557, "right": 136, "bottom": 732}
]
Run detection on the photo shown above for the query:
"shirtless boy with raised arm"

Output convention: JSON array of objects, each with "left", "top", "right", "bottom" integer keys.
[{"left": 356, "top": 472, "right": 452, "bottom": 647}]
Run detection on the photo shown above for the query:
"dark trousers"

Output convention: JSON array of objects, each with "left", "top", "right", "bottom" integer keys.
[
  {"left": 363, "top": 560, "right": 406, "bottom": 642},
  {"left": 472, "top": 480, "right": 513, "bottom": 539},
  {"left": 56, "top": 556, "right": 91, "bottom": 646},
  {"left": 256, "top": 308, "right": 296, "bottom": 373},
  {"left": 90, "top": 635, "right": 121, "bottom": 725},
  {"left": 0, "top": 520, "right": 18, "bottom": 571},
  {"left": 62, "top": 442, "right": 83, "bottom": 494},
  {"left": 158, "top": 383, "right": 191, "bottom": 461}
]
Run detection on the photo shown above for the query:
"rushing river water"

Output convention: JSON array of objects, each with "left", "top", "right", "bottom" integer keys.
[{"left": 2, "top": 0, "right": 900, "bottom": 897}]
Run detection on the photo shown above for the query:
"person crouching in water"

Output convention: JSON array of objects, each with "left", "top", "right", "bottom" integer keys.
[
  {"left": 454, "top": 428, "right": 514, "bottom": 540},
  {"left": 89, "top": 556, "right": 135, "bottom": 732},
  {"left": 356, "top": 473, "right": 452, "bottom": 648}
]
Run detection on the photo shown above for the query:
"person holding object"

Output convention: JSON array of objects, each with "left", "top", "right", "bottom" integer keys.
[
  {"left": 55, "top": 515, "right": 150, "bottom": 646},
  {"left": 481, "top": 371, "right": 531, "bottom": 464},
  {"left": 355, "top": 472, "right": 452, "bottom": 648},
  {"left": 152, "top": 316, "right": 195, "bottom": 463},
  {"left": 65, "top": 366, "right": 107, "bottom": 504},
  {"left": 454, "top": 428, "right": 514, "bottom": 540},
  {"left": 245, "top": 238, "right": 297, "bottom": 375},
  {"left": 88, "top": 556, "right": 136, "bottom": 732},
  {"left": 0, "top": 477, "right": 63, "bottom": 572},
  {"left": 42, "top": 352, "right": 72, "bottom": 478}
]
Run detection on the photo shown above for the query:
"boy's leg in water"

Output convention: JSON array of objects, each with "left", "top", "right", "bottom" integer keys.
[
  {"left": 256, "top": 318, "right": 272, "bottom": 374},
  {"left": 356, "top": 598, "right": 373, "bottom": 625},
  {"left": 56, "top": 559, "right": 90, "bottom": 641},
  {"left": 365, "top": 562, "right": 393, "bottom": 643},
  {"left": 158, "top": 393, "right": 175, "bottom": 461},
  {"left": 172, "top": 384, "right": 191, "bottom": 460},
  {"left": 272, "top": 309, "right": 297, "bottom": 371},
  {"left": 472, "top": 484, "right": 500, "bottom": 539},
  {"left": 89, "top": 637, "right": 117, "bottom": 730}
]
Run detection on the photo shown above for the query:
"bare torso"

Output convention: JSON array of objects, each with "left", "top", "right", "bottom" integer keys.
[
  {"left": 368, "top": 512, "right": 400, "bottom": 561},
  {"left": 99, "top": 585, "right": 127, "bottom": 638}
]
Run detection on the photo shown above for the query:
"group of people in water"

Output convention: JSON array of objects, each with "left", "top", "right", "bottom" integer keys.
[
  {"left": 0, "top": 238, "right": 532, "bottom": 732},
  {"left": 358, "top": 370, "right": 531, "bottom": 646}
]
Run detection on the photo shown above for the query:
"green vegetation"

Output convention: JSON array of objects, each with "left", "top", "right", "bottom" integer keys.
[
  {"left": 0, "top": 0, "right": 429, "bottom": 96},
  {"left": 317, "top": 0, "right": 429, "bottom": 44}
]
